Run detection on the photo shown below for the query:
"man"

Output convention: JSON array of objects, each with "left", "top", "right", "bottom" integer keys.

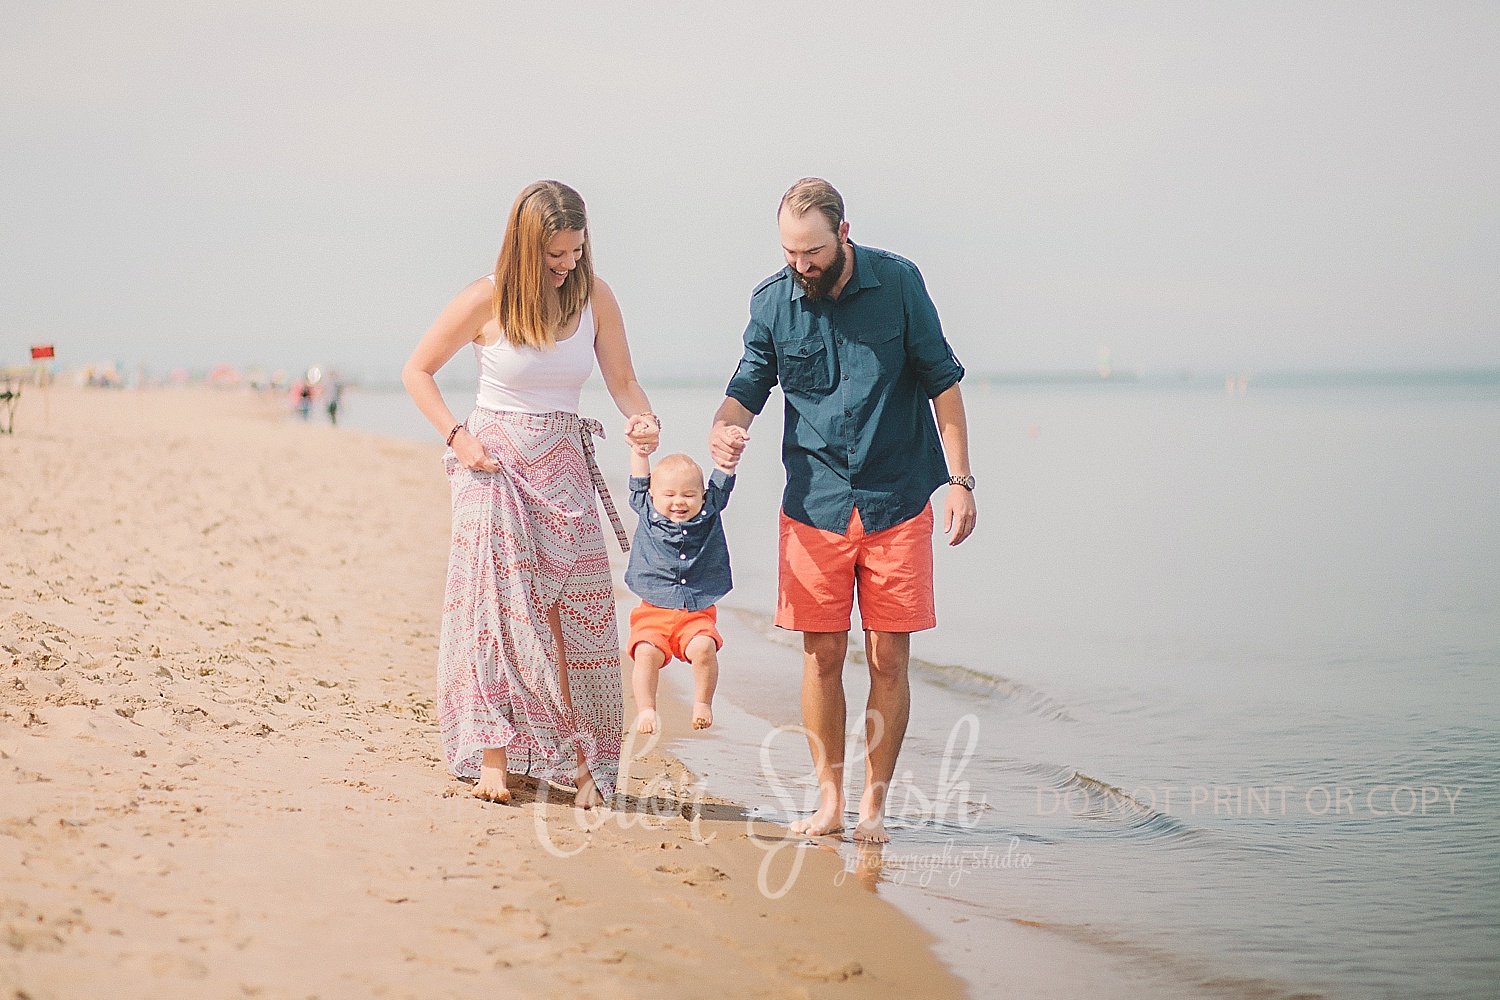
[{"left": 709, "top": 178, "right": 976, "bottom": 843}]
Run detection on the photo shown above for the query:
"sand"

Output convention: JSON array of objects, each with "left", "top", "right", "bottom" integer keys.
[{"left": 0, "top": 386, "right": 967, "bottom": 999}]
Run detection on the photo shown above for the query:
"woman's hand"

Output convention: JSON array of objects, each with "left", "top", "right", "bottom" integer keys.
[
  {"left": 625, "top": 413, "right": 660, "bottom": 455},
  {"left": 452, "top": 428, "right": 500, "bottom": 473}
]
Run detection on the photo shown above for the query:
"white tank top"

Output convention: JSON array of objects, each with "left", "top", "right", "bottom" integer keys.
[{"left": 473, "top": 276, "right": 597, "bottom": 414}]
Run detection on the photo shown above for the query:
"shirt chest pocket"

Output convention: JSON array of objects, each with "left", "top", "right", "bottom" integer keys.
[
  {"left": 851, "top": 324, "right": 905, "bottom": 377},
  {"left": 779, "top": 336, "right": 831, "bottom": 393}
]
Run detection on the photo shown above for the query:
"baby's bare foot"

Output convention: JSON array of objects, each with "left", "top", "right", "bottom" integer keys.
[
  {"left": 635, "top": 709, "right": 659, "bottom": 735},
  {"left": 691, "top": 702, "right": 714, "bottom": 730}
]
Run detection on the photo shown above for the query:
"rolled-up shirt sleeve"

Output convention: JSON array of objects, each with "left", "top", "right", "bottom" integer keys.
[
  {"left": 706, "top": 470, "right": 735, "bottom": 514},
  {"left": 724, "top": 315, "right": 778, "bottom": 415},
  {"left": 902, "top": 265, "right": 964, "bottom": 399},
  {"left": 628, "top": 475, "right": 652, "bottom": 518}
]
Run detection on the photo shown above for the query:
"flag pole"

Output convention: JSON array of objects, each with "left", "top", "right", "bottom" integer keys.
[{"left": 29, "top": 345, "right": 55, "bottom": 425}]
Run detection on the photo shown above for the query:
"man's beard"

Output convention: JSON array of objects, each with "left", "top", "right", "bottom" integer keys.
[{"left": 791, "top": 242, "right": 846, "bottom": 301}]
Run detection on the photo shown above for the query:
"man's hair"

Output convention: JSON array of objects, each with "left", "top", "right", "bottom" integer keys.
[
  {"left": 778, "top": 177, "right": 844, "bottom": 233},
  {"left": 651, "top": 453, "right": 704, "bottom": 487}
]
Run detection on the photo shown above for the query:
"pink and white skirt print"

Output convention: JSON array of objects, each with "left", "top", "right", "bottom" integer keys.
[{"left": 437, "top": 407, "right": 623, "bottom": 797}]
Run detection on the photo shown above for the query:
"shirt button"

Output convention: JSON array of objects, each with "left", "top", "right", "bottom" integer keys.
[
  {"left": 842, "top": 374, "right": 850, "bottom": 381},
  {"left": 844, "top": 409, "right": 851, "bottom": 417},
  {"left": 679, "top": 578, "right": 687, "bottom": 584},
  {"left": 679, "top": 554, "right": 687, "bottom": 560}
]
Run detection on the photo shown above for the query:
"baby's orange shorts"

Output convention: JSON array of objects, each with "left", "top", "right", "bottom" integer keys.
[{"left": 628, "top": 602, "right": 723, "bottom": 664}]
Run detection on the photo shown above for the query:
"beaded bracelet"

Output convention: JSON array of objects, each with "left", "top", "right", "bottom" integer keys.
[{"left": 445, "top": 423, "right": 464, "bottom": 447}]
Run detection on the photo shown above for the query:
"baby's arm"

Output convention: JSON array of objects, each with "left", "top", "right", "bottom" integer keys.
[
  {"left": 626, "top": 413, "right": 656, "bottom": 478},
  {"left": 713, "top": 425, "right": 746, "bottom": 475},
  {"left": 629, "top": 437, "right": 653, "bottom": 479}
]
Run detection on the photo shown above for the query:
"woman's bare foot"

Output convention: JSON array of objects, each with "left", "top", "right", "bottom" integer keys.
[
  {"left": 473, "top": 747, "right": 511, "bottom": 804},
  {"left": 852, "top": 815, "right": 890, "bottom": 843},
  {"left": 635, "top": 708, "right": 659, "bottom": 735},
  {"left": 691, "top": 702, "right": 714, "bottom": 730},
  {"left": 574, "top": 764, "right": 604, "bottom": 809},
  {"left": 570, "top": 749, "right": 600, "bottom": 815},
  {"left": 788, "top": 799, "right": 845, "bottom": 837}
]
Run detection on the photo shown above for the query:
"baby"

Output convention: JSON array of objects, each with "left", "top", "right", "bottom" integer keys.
[{"left": 623, "top": 427, "right": 742, "bottom": 734}]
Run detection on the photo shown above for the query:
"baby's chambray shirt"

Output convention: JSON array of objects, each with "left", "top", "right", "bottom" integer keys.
[{"left": 624, "top": 470, "right": 734, "bottom": 612}]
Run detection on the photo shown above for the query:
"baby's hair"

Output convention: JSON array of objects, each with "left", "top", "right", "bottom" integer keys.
[{"left": 652, "top": 452, "right": 704, "bottom": 486}]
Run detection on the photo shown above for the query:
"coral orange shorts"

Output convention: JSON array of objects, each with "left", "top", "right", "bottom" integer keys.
[
  {"left": 776, "top": 504, "right": 936, "bottom": 634},
  {"left": 628, "top": 602, "right": 723, "bottom": 664}
]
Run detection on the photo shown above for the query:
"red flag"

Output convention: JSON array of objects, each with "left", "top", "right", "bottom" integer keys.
[{"left": 30, "top": 345, "right": 55, "bottom": 360}]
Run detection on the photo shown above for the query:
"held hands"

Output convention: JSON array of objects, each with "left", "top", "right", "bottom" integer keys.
[
  {"left": 709, "top": 422, "right": 748, "bottom": 473},
  {"left": 625, "top": 413, "right": 661, "bottom": 456},
  {"left": 943, "top": 483, "right": 977, "bottom": 546}
]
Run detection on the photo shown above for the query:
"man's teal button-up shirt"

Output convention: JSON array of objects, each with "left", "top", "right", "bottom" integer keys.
[{"left": 724, "top": 242, "right": 965, "bottom": 535}]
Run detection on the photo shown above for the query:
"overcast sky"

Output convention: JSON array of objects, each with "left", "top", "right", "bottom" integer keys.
[{"left": 3, "top": 2, "right": 1497, "bottom": 380}]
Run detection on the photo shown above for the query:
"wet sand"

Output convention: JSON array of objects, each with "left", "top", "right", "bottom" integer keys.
[{"left": 0, "top": 386, "right": 966, "bottom": 999}]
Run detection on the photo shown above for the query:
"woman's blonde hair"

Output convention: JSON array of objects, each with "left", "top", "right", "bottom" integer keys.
[{"left": 492, "top": 180, "right": 593, "bottom": 349}]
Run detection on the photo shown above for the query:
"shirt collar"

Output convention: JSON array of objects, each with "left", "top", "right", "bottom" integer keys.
[{"left": 788, "top": 241, "right": 880, "bottom": 302}]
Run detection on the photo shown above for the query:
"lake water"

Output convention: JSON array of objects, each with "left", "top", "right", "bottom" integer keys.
[{"left": 338, "top": 372, "right": 1500, "bottom": 999}]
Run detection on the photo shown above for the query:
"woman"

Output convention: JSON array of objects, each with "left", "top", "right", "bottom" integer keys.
[{"left": 402, "top": 181, "right": 658, "bottom": 808}]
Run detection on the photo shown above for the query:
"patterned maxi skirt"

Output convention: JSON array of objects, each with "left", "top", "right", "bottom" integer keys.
[{"left": 438, "top": 408, "right": 628, "bottom": 797}]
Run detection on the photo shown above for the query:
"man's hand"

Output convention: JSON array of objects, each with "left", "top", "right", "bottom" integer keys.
[
  {"left": 709, "top": 421, "right": 748, "bottom": 471},
  {"left": 942, "top": 484, "right": 976, "bottom": 546}
]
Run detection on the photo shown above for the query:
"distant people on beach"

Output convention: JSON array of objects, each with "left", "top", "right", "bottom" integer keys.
[
  {"left": 291, "top": 369, "right": 318, "bottom": 420},
  {"left": 284, "top": 367, "right": 344, "bottom": 424},
  {"left": 325, "top": 378, "right": 344, "bottom": 426},
  {"left": 402, "top": 180, "right": 658, "bottom": 809},
  {"left": 623, "top": 439, "right": 741, "bottom": 735},
  {"left": 710, "top": 177, "right": 976, "bottom": 843}
]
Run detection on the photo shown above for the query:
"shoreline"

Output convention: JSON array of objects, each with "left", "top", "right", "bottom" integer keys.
[{"left": 0, "top": 386, "right": 968, "bottom": 998}]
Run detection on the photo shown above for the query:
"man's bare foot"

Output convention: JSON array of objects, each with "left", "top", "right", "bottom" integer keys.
[
  {"left": 788, "top": 800, "right": 845, "bottom": 837},
  {"left": 574, "top": 770, "right": 604, "bottom": 809},
  {"left": 852, "top": 815, "right": 889, "bottom": 843},
  {"left": 691, "top": 702, "right": 713, "bottom": 730},
  {"left": 635, "top": 708, "right": 659, "bottom": 735},
  {"left": 473, "top": 747, "right": 511, "bottom": 804}
]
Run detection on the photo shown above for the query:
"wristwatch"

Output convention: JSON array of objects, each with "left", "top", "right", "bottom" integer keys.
[{"left": 948, "top": 475, "right": 976, "bottom": 491}]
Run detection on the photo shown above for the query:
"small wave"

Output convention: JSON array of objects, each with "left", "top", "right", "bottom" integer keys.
[
  {"left": 1006, "top": 917, "right": 1330, "bottom": 1000},
  {"left": 1025, "top": 763, "right": 1203, "bottom": 844},
  {"left": 724, "top": 606, "right": 1075, "bottom": 721}
]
